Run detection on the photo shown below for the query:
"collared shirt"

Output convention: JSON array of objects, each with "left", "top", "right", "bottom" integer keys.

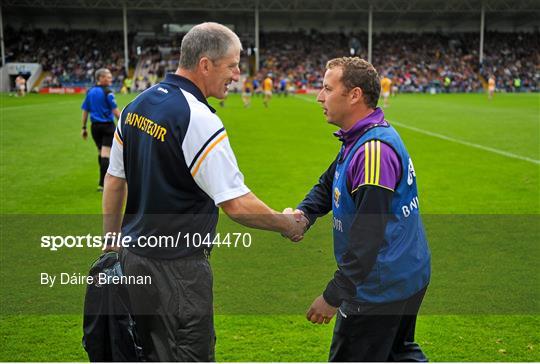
[
  {"left": 81, "top": 86, "right": 118, "bottom": 123},
  {"left": 109, "top": 73, "right": 249, "bottom": 204},
  {"left": 335, "top": 107, "right": 401, "bottom": 192},
  {"left": 107, "top": 73, "right": 250, "bottom": 259}
]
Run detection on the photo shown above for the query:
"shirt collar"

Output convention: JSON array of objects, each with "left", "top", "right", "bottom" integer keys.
[
  {"left": 162, "top": 73, "right": 216, "bottom": 113},
  {"left": 334, "top": 107, "right": 386, "bottom": 144}
]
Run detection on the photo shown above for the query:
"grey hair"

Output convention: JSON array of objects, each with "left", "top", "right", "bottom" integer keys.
[
  {"left": 95, "top": 68, "right": 111, "bottom": 82},
  {"left": 180, "top": 22, "right": 242, "bottom": 70}
]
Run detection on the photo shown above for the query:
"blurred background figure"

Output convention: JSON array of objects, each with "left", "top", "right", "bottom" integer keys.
[{"left": 15, "top": 73, "right": 26, "bottom": 96}]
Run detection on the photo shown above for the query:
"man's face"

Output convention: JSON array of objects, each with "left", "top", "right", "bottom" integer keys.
[
  {"left": 317, "top": 67, "right": 350, "bottom": 127},
  {"left": 98, "top": 71, "right": 113, "bottom": 87},
  {"left": 205, "top": 47, "right": 241, "bottom": 99}
]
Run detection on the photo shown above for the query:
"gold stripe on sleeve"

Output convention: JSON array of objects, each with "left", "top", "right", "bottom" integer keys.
[
  {"left": 191, "top": 133, "right": 228, "bottom": 177},
  {"left": 114, "top": 131, "right": 123, "bottom": 146},
  {"left": 369, "top": 140, "right": 376, "bottom": 184},
  {"left": 375, "top": 140, "right": 381, "bottom": 185},
  {"left": 364, "top": 142, "right": 370, "bottom": 185}
]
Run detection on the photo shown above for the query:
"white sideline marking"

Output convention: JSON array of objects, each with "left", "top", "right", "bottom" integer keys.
[{"left": 293, "top": 94, "right": 540, "bottom": 165}]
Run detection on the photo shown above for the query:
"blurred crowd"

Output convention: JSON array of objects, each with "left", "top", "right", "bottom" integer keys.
[
  {"left": 5, "top": 27, "right": 538, "bottom": 93},
  {"left": 5, "top": 27, "right": 135, "bottom": 87},
  {"left": 256, "top": 30, "right": 538, "bottom": 93}
]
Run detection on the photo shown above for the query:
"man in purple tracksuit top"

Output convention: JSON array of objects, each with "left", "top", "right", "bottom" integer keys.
[{"left": 289, "top": 57, "right": 431, "bottom": 361}]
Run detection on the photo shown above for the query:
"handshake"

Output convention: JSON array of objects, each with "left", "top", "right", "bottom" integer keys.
[{"left": 281, "top": 208, "right": 309, "bottom": 242}]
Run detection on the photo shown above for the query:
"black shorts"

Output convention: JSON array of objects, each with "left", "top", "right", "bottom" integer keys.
[{"left": 91, "top": 121, "right": 115, "bottom": 149}]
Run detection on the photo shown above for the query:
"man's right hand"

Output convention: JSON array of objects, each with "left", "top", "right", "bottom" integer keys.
[
  {"left": 219, "top": 193, "right": 308, "bottom": 240},
  {"left": 282, "top": 208, "right": 308, "bottom": 242},
  {"left": 81, "top": 128, "right": 88, "bottom": 140}
]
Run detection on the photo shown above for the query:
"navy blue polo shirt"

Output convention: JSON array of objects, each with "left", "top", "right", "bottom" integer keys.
[
  {"left": 110, "top": 74, "right": 250, "bottom": 259},
  {"left": 81, "top": 86, "right": 118, "bottom": 123}
]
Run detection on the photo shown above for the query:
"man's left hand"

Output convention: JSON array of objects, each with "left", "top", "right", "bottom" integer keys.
[{"left": 306, "top": 295, "right": 337, "bottom": 324}]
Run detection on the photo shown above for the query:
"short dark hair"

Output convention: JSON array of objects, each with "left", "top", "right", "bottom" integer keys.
[{"left": 326, "top": 57, "right": 380, "bottom": 108}]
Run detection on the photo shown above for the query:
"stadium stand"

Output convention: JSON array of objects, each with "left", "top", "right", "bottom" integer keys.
[
  {"left": 4, "top": 27, "right": 136, "bottom": 88},
  {"left": 6, "top": 27, "right": 537, "bottom": 93},
  {"left": 3, "top": 0, "right": 538, "bottom": 94},
  {"left": 257, "top": 30, "right": 538, "bottom": 93}
]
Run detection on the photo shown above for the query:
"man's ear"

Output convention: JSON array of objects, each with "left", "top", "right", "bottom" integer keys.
[
  {"left": 350, "top": 87, "right": 363, "bottom": 105},
  {"left": 199, "top": 57, "right": 211, "bottom": 75}
]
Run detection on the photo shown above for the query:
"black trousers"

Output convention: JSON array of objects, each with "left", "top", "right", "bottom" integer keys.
[
  {"left": 329, "top": 286, "right": 428, "bottom": 362},
  {"left": 120, "top": 248, "right": 215, "bottom": 362}
]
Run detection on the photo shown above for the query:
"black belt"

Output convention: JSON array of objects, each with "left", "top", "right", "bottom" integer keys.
[{"left": 184, "top": 248, "right": 211, "bottom": 260}]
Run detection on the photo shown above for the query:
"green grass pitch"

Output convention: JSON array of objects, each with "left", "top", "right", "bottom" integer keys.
[{"left": 1, "top": 91, "right": 539, "bottom": 361}]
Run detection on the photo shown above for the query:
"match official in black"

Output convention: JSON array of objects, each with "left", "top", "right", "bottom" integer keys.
[{"left": 81, "top": 68, "right": 121, "bottom": 191}]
